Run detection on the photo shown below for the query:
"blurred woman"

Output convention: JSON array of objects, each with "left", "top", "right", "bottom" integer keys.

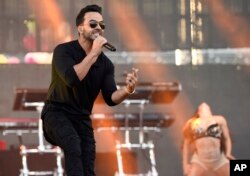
[{"left": 182, "top": 102, "right": 234, "bottom": 176}]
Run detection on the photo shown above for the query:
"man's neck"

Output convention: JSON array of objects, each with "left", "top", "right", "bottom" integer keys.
[{"left": 78, "top": 38, "right": 92, "bottom": 54}]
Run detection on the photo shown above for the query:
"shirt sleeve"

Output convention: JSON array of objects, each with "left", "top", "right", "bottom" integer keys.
[
  {"left": 52, "top": 44, "right": 81, "bottom": 87},
  {"left": 101, "top": 57, "right": 118, "bottom": 106}
]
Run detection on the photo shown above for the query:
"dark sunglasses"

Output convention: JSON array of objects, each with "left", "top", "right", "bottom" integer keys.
[{"left": 89, "top": 20, "right": 105, "bottom": 30}]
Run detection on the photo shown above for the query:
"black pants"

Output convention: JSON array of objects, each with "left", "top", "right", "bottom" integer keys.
[{"left": 42, "top": 110, "right": 96, "bottom": 176}]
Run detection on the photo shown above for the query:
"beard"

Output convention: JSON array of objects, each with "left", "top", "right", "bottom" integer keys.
[
  {"left": 82, "top": 29, "right": 103, "bottom": 41},
  {"left": 82, "top": 32, "right": 94, "bottom": 42}
]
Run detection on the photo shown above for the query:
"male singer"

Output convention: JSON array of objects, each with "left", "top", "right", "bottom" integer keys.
[{"left": 41, "top": 4, "right": 138, "bottom": 176}]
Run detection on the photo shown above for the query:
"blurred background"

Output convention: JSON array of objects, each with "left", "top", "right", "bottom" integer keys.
[{"left": 0, "top": 0, "right": 250, "bottom": 175}]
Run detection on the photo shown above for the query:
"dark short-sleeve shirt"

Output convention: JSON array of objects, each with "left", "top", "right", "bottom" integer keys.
[{"left": 44, "top": 40, "right": 117, "bottom": 117}]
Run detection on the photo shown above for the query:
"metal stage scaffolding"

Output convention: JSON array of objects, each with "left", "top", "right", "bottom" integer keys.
[
  {"left": 13, "top": 88, "right": 64, "bottom": 176},
  {"left": 7, "top": 82, "right": 181, "bottom": 176},
  {"left": 96, "top": 82, "right": 181, "bottom": 176}
]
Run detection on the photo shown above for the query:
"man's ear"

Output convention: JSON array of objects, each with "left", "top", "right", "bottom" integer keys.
[{"left": 78, "top": 26, "right": 83, "bottom": 33}]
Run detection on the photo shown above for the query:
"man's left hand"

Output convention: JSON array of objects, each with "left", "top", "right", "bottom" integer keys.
[{"left": 124, "top": 68, "right": 139, "bottom": 94}]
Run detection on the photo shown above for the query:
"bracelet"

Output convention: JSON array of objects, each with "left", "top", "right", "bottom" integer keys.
[{"left": 124, "top": 86, "right": 135, "bottom": 94}]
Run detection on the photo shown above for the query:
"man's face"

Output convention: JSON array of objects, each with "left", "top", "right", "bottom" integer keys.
[{"left": 78, "top": 12, "right": 105, "bottom": 40}]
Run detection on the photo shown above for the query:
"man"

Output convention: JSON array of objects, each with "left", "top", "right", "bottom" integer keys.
[{"left": 41, "top": 4, "right": 138, "bottom": 176}]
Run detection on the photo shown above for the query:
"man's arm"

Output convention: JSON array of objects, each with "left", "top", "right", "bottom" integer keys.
[
  {"left": 73, "top": 51, "right": 99, "bottom": 81},
  {"left": 74, "top": 36, "right": 107, "bottom": 81},
  {"left": 111, "top": 68, "right": 138, "bottom": 104}
]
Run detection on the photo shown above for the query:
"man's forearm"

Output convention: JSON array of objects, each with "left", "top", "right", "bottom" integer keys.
[
  {"left": 74, "top": 52, "right": 99, "bottom": 81},
  {"left": 111, "top": 86, "right": 133, "bottom": 104}
]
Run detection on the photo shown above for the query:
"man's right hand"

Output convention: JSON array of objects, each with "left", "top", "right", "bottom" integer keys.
[{"left": 90, "top": 35, "right": 107, "bottom": 57}]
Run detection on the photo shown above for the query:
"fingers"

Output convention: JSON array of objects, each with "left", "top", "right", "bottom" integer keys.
[
  {"left": 125, "top": 68, "right": 139, "bottom": 88},
  {"left": 96, "top": 36, "right": 107, "bottom": 47},
  {"left": 90, "top": 35, "right": 107, "bottom": 56},
  {"left": 126, "top": 76, "right": 135, "bottom": 87},
  {"left": 93, "top": 35, "right": 107, "bottom": 49},
  {"left": 132, "top": 68, "right": 139, "bottom": 77}
]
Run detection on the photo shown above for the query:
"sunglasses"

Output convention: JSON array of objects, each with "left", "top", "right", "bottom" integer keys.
[{"left": 89, "top": 20, "right": 105, "bottom": 30}]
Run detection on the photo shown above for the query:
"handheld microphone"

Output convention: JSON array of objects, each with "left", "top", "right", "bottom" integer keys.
[
  {"left": 104, "top": 42, "right": 116, "bottom": 52},
  {"left": 92, "top": 33, "right": 116, "bottom": 52}
]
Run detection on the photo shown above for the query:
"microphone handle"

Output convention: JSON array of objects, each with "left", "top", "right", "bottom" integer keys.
[{"left": 104, "top": 42, "right": 116, "bottom": 52}]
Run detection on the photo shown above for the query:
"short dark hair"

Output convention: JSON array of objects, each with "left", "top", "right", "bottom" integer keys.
[{"left": 76, "top": 4, "right": 102, "bottom": 26}]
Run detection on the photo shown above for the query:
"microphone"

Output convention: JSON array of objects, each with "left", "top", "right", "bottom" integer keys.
[
  {"left": 92, "top": 33, "right": 116, "bottom": 52},
  {"left": 104, "top": 42, "right": 116, "bottom": 52}
]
